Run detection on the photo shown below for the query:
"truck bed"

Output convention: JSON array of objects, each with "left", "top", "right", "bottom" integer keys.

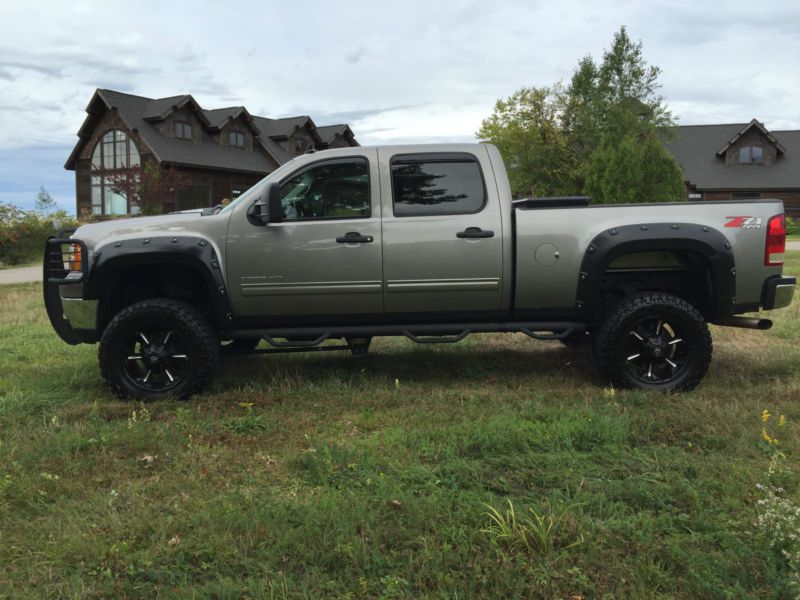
[{"left": 513, "top": 198, "right": 786, "bottom": 314}]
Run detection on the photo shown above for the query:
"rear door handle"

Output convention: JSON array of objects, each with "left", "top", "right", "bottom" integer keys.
[
  {"left": 336, "top": 231, "right": 374, "bottom": 244},
  {"left": 457, "top": 227, "right": 494, "bottom": 239}
]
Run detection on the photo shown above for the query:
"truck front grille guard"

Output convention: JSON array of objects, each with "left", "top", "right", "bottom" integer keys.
[{"left": 44, "top": 237, "right": 89, "bottom": 285}]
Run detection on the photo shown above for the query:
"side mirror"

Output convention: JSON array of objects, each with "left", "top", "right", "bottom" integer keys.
[{"left": 246, "top": 182, "right": 283, "bottom": 226}]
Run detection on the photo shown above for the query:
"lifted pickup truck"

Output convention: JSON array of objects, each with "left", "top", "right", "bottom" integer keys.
[{"left": 44, "top": 144, "right": 795, "bottom": 399}]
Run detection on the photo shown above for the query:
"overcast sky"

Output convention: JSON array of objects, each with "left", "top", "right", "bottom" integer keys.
[{"left": 1, "top": 0, "right": 798, "bottom": 211}]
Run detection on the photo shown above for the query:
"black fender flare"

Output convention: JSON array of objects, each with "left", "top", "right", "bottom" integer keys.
[
  {"left": 575, "top": 222, "right": 736, "bottom": 319},
  {"left": 83, "top": 235, "right": 232, "bottom": 330}
]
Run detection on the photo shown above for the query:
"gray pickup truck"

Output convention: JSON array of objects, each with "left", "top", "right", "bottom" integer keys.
[{"left": 44, "top": 143, "right": 795, "bottom": 399}]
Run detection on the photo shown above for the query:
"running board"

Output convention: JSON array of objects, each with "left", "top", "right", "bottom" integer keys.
[{"left": 227, "top": 321, "right": 584, "bottom": 349}]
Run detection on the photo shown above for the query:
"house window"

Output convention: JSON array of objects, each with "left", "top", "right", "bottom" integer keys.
[
  {"left": 231, "top": 183, "right": 248, "bottom": 198},
  {"left": 177, "top": 184, "right": 211, "bottom": 211},
  {"left": 175, "top": 121, "right": 193, "bottom": 140},
  {"left": 228, "top": 130, "right": 245, "bottom": 147},
  {"left": 739, "top": 146, "right": 764, "bottom": 164},
  {"left": 294, "top": 138, "right": 309, "bottom": 154},
  {"left": 90, "top": 129, "right": 140, "bottom": 216}
]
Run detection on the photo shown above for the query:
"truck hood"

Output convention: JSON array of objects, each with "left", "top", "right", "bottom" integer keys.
[{"left": 72, "top": 213, "right": 230, "bottom": 253}]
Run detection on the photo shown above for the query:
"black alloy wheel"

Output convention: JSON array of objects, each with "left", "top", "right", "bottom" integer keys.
[
  {"left": 621, "top": 317, "right": 688, "bottom": 384},
  {"left": 123, "top": 328, "right": 191, "bottom": 392}
]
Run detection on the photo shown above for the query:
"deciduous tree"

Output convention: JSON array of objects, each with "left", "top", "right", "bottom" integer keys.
[
  {"left": 107, "top": 163, "right": 189, "bottom": 215},
  {"left": 476, "top": 86, "right": 577, "bottom": 198},
  {"left": 478, "top": 26, "right": 685, "bottom": 203}
]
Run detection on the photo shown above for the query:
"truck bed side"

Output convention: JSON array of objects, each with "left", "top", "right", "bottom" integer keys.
[{"left": 513, "top": 200, "right": 786, "bottom": 318}]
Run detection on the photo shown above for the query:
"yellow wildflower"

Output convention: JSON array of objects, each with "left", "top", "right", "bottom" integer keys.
[
  {"left": 762, "top": 426, "right": 781, "bottom": 446},
  {"left": 761, "top": 409, "right": 771, "bottom": 423},
  {"left": 779, "top": 414, "right": 786, "bottom": 427}
]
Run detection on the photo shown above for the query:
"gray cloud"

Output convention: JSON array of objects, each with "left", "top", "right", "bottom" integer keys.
[
  {"left": 345, "top": 46, "right": 368, "bottom": 64},
  {"left": 278, "top": 105, "right": 422, "bottom": 124},
  {"left": 0, "top": 0, "right": 797, "bottom": 212}
]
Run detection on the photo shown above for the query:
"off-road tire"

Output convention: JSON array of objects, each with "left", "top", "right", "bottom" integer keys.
[
  {"left": 592, "top": 292, "right": 712, "bottom": 392},
  {"left": 99, "top": 299, "right": 219, "bottom": 400}
]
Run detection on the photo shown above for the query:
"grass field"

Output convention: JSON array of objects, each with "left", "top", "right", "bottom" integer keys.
[{"left": 1, "top": 255, "right": 799, "bottom": 598}]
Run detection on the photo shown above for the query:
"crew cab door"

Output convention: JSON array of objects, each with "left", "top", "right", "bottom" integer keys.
[
  {"left": 226, "top": 149, "right": 383, "bottom": 319},
  {"left": 378, "top": 147, "right": 504, "bottom": 316}
]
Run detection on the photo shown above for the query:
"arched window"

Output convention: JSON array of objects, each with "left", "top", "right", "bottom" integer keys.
[
  {"left": 90, "top": 130, "right": 140, "bottom": 215},
  {"left": 228, "top": 130, "right": 245, "bottom": 147}
]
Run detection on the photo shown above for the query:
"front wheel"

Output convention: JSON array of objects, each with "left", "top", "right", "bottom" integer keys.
[
  {"left": 99, "top": 299, "right": 219, "bottom": 400},
  {"left": 592, "top": 292, "right": 712, "bottom": 392}
]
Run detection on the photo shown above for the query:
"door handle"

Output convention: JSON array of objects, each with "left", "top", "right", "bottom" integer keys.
[
  {"left": 457, "top": 227, "right": 494, "bottom": 239},
  {"left": 336, "top": 231, "right": 374, "bottom": 244}
]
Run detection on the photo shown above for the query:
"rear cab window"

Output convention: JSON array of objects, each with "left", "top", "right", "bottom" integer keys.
[{"left": 390, "top": 153, "right": 486, "bottom": 217}]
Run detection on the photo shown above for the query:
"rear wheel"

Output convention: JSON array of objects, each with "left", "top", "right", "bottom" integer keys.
[
  {"left": 592, "top": 292, "right": 712, "bottom": 392},
  {"left": 99, "top": 299, "right": 219, "bottom": 400}
]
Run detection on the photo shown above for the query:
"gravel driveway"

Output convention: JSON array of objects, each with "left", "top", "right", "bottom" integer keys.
[{"left": 0, "top": 266, "right": 40, "bottom": 285}]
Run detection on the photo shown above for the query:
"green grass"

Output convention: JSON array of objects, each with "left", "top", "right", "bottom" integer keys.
[{"left": 1, "top": 254, "right": 799, "bottom": 598}]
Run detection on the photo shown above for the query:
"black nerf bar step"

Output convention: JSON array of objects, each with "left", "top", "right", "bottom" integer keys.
[{"left": 227, "top": 321, "right": 584, "bottom": 348}]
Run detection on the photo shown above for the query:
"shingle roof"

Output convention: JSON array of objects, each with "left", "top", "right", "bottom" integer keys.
[
  {"left": 91, "top": 90, "right": 276, "bottom": 174},
  {"left": 665, "top": 123, "right": 800, "bottom": 190},
  {"left": 316, "top": 124, "right": 349, "bottom": 144},
  {"left": 65, "top": 89, "right": 357, "bottom": 173},
  {"left": 202, "top": 107, "right": 246, "bottom": 129},
  {"left": 254, "top": 115, "right": 312, "bottom": 138}
]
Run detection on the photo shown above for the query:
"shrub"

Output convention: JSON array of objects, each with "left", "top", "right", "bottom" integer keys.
[
  {"left": 786, "top": 216, "right": 800, "bottom": 237},
  {"left": 0, "top": 202, "right": 79, "bottom": 268}
]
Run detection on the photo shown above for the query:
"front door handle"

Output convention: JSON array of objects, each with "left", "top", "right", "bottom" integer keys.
[
  {"left": 336, "top": 231, "right": 374, "bottom": 244},
  {"left": 457, "top": 227, "right": 494, "bottom": 239}
]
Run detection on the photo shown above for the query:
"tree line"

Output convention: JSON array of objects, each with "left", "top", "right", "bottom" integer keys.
[{"left": 477, "top": 26, "right": 685, "bottom": 203}]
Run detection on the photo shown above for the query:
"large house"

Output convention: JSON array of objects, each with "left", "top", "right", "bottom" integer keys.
[
  {"left": 65, "top": 89, "right": 358, "bottom": 216},
  {"left": 666, "top": 119, "right": 800, "bottom": 217}
]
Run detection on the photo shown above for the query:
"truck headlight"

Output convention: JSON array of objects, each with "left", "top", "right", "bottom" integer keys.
[{"left": 62, "top": 243, "right": 83, "bottom": 272}]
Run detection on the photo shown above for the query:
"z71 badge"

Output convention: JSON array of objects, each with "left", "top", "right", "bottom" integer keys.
[{"left": 725, "top": 216, "right": 762, "bottom": 229}]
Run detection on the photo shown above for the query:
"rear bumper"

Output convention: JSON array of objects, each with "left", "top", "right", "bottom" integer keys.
[{"left": 762, "top": 275, "right": 796, "bottom": 310}]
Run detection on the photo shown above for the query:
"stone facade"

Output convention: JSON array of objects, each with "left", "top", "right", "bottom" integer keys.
[{"left": 724, "top": 127, "right": 779, "bottom": 167}]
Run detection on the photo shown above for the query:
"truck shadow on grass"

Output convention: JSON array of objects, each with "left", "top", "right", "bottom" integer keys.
[
  {"left": 212, "top": 337, "right": 799, "bottom": 399},
  {"left": 215, "top": 342, "right": 602, "bottom": 390}
]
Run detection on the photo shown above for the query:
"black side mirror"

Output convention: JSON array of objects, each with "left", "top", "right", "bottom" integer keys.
[{"left": 247, "top": 182, "right": 283, "bottom": 226}]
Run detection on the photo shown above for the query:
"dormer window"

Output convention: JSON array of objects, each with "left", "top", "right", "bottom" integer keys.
[
  {"left": 294, "top": 138, "right": 309, "bottom": 154},
  {"left": 228, "top": 130, "right": 245, "bottom": 147},
  {"left": 174, "top": 121, "right": 192, "bottom": 140},
  {"left": 739, "top": 146, "right": 764, "bottom": 164}
]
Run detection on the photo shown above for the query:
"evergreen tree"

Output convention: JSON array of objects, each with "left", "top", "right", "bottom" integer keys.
[{"left": 35, "top": 186, "right": 56, "bottom": 216}]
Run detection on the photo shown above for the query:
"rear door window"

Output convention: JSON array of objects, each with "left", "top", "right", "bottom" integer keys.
[{"left": 390, "top": 153, "right": 486, "bottom": 217}]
